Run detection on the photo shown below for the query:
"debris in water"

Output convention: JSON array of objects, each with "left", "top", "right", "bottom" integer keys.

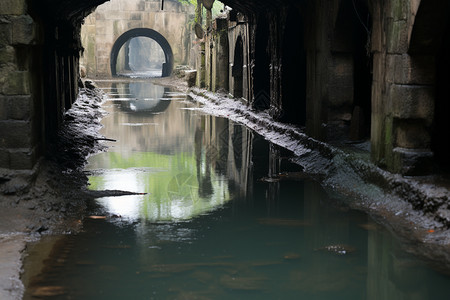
[
  {"left": 32, "top": 286, "right": 66, "bottom": 297},
  {"left": 88, "top": 215, "right": 106, "bottom": 219},
  {"left": 258, "top": 176, "right": 281, "bottom": 183},
  {"left": 315, "top": 244, "right": 356, "bottom": 255},
  {"left": 283, "top": 253, "right": 301, "bottom": 260}
]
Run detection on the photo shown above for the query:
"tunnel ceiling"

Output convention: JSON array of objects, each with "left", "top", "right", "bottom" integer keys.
[
  {"left": 221, "top": 0, "right": 302, "bottom": 13},
  {"left": 34, "top": 0, "right": 304, "bottom": 23},
  {"left": 34, "top": 0, "right": 108, "bottom": 23}
]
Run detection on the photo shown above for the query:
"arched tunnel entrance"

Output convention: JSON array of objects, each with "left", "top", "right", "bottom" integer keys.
[{"left": 110, "top": 28, "right": 174, "bottom": 78}]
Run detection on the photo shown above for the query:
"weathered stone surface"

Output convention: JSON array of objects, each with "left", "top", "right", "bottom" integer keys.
[
  {"left": 10, "top": 148, "right": 36, "bottom": 170},
  {"left": 0, "top": 45, "right": 15, "bottom": 65},
  {"left": 0, "top": 23, "right": 12, "bottom": 45},
  {"left": 11, "top": 15, "right": 35, "bottom": 45},
  {"left": 0, "top": 149, "right": 9, "bottom": 168},
  {"left": 387, "top": 20, "right": 409, "bottom": 54},
  {"left": 391, "top": 84, "right": 434, "bottom": 122},
  {"left": 387, "top": 54, "right": 436, "bottom": 85},
  {"left": 392, "top": 0, "right": 408, "bottom": 21},
  {"left": 0, "top": 121, "right": 31, "bottom": 148},
  {"left": 0, "top": 95, "right": 32, "bottom": 120},
  {"left": 395, "top": 121, "right": 430, "bottom": 149},
  {"left": 0, "top": 0, "right": 26, "bottom": 15},
  {"left": 2, "top": 71, "right": 30, "bottom": 95}
]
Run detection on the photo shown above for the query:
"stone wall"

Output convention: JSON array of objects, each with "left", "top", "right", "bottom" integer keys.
[
  {"left": 0, "top": 0, "right": 40, "bottom": 170},
  {"left": 205, "top": 0, "right": 446, "bottom": 175},
  {"left": 80, "top": 0, "right": 194, "bottom": 77}
]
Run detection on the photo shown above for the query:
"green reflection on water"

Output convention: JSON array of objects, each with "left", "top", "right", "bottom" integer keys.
[{"left": 88, "top": 150, "right": 231, "bottom": 221}]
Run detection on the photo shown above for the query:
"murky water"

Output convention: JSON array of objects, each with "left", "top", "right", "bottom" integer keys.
[{"left": 24, "top": 81, "right": 450, "bottom": 299}]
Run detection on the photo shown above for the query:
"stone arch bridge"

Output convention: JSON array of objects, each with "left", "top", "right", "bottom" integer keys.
[
  {"left": 0, "top": 0, "right": 448, "bottom": 179},
  {"left": 80, "top": 0, "right": 193, "bottom": 77}
]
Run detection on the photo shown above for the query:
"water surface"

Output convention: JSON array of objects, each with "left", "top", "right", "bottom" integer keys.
[{"left": 24, "top": 80, "right": 450, "bottom": 299}]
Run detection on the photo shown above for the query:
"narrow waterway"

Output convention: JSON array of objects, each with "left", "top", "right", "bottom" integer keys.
[{"left": 24, "top": 80, "right": 450, "bottom": 299}]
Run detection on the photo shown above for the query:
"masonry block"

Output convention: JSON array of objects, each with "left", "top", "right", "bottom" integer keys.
[
  {"left": 0, "top": 23, "right": 12, "bottom": 45},
  {"left": 391, "top": 84, "right": 434, "bottom": 122},
  {"left": 11, "top": 15, "right": 35, "bottom": 45},
  {"left": 0, "top": 149, "right": 10, "bottom": 168},
  {"left": 7, "top": 95, "right": 32, "bottom": 120},
  {"left": 0, "top": 96, "right": 31, "bottom": 120},
  {"left": 387, "top": 20, "right": 409, "bottom": 54},
  {"left": 2, "top": 71, "right": 30, "bottom": 95},
  {"left": 0, "top": 121, "right": 31, "bottom": 148},
  {"left": 0, "top": 0, "right": 26, "bottom": 15},
  {"left": 387, "top": 54, "right": 435, "bottom": 85},
  {"left": 395, "top": 121, "right": 430, "bottom": 149},
  {"left": 392, "top": 0, "right": 408, "bottom": 21},
  {"left": 0, "top": 45, "right": 15, "bottom": 65},
  {"left": 10, "top": 148, "right": 36, "bottom": 170}
]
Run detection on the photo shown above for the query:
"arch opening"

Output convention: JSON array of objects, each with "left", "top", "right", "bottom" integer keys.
[
  {"left": 330, "top": 0, "right": 372, "bottom": 142},
  {"left": 110, "top": 28, "right": 174, "bottom": 78}
]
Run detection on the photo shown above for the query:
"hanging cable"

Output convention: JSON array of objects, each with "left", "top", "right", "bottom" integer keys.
[
  {"left": 161, "top": 0, "right": 164, "bottom": 10},
  {"left": 352, "top": 0, "right": 370, "bottom": 34}
]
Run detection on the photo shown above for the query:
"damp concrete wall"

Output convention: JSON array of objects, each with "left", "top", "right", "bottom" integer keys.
[
  {"left": 80, "top": 0, "right": 193, "bottom": 77},
  {"left": 204, "top": 0, "right": 447, "bottom": 176}
]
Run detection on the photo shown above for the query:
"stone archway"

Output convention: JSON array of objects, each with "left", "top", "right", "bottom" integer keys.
[{"left": 110, "top": 28, "right": 174, "bottom": 77}]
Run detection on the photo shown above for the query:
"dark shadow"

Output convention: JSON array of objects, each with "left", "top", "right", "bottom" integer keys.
[
  {"left": 280, "top": 8, "right": 306, "bottom": 126},
  {"left": 433, "top": 24, "right": 450, "bottom": 172},
  {"left": 232, "top": 36, "right": 244, "bottom": 98},
  {"left": 253, "top": 14, "right": 271, "bottom": 110}
]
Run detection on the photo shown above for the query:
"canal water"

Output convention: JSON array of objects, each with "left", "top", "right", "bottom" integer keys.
[{"left": 24, "top": 80, "right": 450, "bottom": 299}]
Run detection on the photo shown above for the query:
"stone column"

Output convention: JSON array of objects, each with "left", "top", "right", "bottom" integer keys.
[
  {"left": 371, "top": 0, "right": 434, "bottom": 175},
  {"left": 0, "top": 0, "right": 39, "bottom": 170}
]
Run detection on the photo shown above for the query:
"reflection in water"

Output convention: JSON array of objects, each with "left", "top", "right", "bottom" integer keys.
[
  {"left": 23, "top": 80, "right": 450, "bottom": 300},
  {"left": 87, "top": 81, "right": 252, "bottom": 221}
]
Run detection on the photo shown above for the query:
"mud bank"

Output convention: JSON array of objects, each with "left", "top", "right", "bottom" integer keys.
[
  {"left": 186, "top": 87, "right": 450, "bottom": 273},
  {"left": 0, "top": 85, "right": 110, "bottom": 299}
]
